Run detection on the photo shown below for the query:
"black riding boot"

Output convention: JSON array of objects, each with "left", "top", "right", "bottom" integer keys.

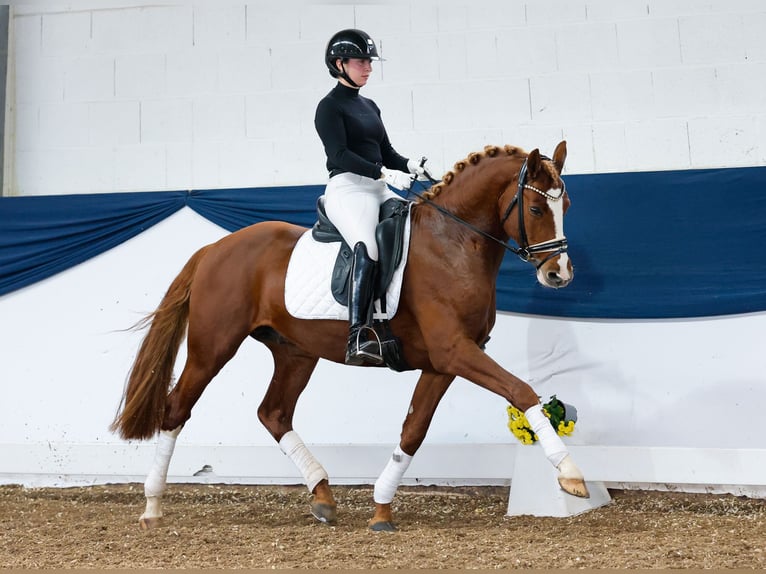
[{"left": 345, "top": 242, "right": 383, "bottom": 366}]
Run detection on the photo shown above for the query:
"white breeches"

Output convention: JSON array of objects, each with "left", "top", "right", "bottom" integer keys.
[{"left": 323, "top": 172, "right": 401, "bottom": 261}]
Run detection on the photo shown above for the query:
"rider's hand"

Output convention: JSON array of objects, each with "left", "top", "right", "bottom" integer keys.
[
  {"left": 407, "top": 157, "right": 438, "bottom": 182},
  {"left": 381, "top": 167, "right": 415, "bottom": 191}
]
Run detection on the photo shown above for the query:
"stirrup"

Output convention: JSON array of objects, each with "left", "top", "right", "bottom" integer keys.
[{"left": 346, "top": 326, "right": 383, "bottom": 366}]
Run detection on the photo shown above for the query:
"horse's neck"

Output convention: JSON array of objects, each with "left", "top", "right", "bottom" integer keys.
[
  {"left": 431, "top": 162, "right": 513, "bottom": 238},
  {"left": 419, "top": 160, "right": 516, "bottom": 272},
  {"left": 412, "top": 193, "right": 507, "bottom": 275}
]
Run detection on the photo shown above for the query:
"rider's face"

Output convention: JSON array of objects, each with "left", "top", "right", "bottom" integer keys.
[{"left": 337, "top": 58, "right": 372, "bottom": 88}]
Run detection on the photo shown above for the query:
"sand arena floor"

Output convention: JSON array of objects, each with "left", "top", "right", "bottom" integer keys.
[{"left": 1, "top": 483, "right": 765, "bottom": 569}]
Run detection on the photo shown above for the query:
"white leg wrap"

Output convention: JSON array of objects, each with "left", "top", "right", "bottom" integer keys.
[
  {"left": 144, "top": 426, "right": 182, "bottom": 499},
  {"left": 524, "top": 404, "right": 568, "bottom": 468},
  {"left": 373, "top": 445, "right": 413, "bottom": 504},
  {"left": 279, "top": 430, "right": 329, "bottom": 493}
]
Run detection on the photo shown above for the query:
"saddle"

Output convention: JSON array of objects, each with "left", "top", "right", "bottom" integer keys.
[
  {"left": 311, "top": 196, "right": 412, "bottom": 372},
  {"left": 312, "top": 196, "right": 410, "bottom": 306}
]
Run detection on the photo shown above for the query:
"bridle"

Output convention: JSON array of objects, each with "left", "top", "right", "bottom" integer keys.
[
  {"left": 499, "top": 158, "right": 569, "bottom": 268},
  {"left": 410, "top": 157, "right": 569, "bottom": 269}
]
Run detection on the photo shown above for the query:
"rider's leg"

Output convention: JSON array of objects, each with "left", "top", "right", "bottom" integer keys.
[
  {"left": 324, "top": 174, "right": 387, "bottom": 365},
  {"left": 324, "top": 173, "right": 382, "bottom": 259}
]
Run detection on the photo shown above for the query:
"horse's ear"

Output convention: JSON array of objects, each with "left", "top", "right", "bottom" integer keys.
[
  {"left": 552, "top": 140, "right": 567, "bottom": 174},
  {"left": 527, "top": 148, "right": 541, "bottom": 178}
]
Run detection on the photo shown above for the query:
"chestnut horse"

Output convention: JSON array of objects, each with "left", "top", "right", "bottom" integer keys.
[{"left": 111, "top": 141, "right": 589, "bottom": 531}]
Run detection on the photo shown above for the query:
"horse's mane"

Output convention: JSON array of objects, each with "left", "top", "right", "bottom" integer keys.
[{"left": 420, "top": 144, "right": 560, "bottom": 202}]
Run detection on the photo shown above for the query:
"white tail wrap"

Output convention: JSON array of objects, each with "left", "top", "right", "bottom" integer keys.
[
  {"left": 373, "top": 445, "right": 413, "bottom": 504},
  {"left": 279, "top": 430, "right": 328, "bottom": 492},
  {"left": 524, "top": 404, "right": 568, "bottom": 468},
  {"left": 144, "top": 426, "right": 182, "bottom": 499}
]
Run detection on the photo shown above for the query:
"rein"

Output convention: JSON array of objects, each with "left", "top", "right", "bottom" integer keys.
[{"left": 408, "top": 158, "right": 568, "bottom": 268}]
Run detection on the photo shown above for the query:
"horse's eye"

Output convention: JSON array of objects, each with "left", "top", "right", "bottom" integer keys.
[{"left": 529, "top": 206, "right": 543, "bottom": 217}]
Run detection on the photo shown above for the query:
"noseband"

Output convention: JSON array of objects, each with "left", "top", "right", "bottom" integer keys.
[
  {"left": 413, "top": 157, "right": 568, "bottom": 269},
  {"left": 499, "top": 159, "right": 569, "bottom": 268}
]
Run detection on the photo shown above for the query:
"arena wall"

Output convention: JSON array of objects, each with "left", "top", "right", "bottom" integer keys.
[
  {"left": 2, "top": 207, "right": 765, "bottom": 493},
  {"left": 7, "top": 0, "right": 766, "bottom": 195},
  {"left": 2, "top": 1, "right": 765, "bottom": 494}
]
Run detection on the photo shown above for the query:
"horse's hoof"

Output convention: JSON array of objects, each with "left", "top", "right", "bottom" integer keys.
[
  {"left": 369, "top": 520, "right": 397, "bottom": 532},
  {"left": 139, "top": 515, "right": 162, "bottom": 530},
  {"left": 310, "top": 502, "right": 337, "bottom": 525},
  {"left": 558, "top": 477, "right": 590, "bottom": 498}
]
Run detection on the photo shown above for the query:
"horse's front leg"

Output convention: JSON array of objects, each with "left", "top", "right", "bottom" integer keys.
[
  {"left": 369, "top": 371, "right": 455, "bottom": 531},
  {"left": 522, "top": 401, "right": 589, "bottom": 497},
  {"left": 430, "top": 336, "right": 589, "bottom": 499}
]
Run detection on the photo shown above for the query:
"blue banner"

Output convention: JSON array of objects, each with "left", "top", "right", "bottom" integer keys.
[
  {"left": 1, "top": 167, "right": 765, "bottom": 319},
  {"left": 499, "top": 166, "right": 766, "bottom": 318}
]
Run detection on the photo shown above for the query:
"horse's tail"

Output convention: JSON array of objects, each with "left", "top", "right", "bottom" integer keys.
[{"left": 110, "top": 246, "right": 209, "bottom": 440}]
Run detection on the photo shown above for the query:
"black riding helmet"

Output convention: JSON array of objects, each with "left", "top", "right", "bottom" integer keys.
[{"left": 325, "top": 29, "right": 383, "bottom": 87}]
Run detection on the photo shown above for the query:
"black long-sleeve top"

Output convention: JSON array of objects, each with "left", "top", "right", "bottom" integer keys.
[{"left": 314, "top": 83, "right": 409, "bottom": 179}]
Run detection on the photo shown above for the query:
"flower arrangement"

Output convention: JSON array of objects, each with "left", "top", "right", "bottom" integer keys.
[{"left": 506, "top": 395, "right": 577, "bottom": 445}]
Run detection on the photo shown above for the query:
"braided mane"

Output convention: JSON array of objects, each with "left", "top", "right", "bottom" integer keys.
[
  {"left": 420, "top": 145, "right": 524, "bottom": 201},
  {"left": 420, "top": 144, "right": 562, "bottom": 202}
]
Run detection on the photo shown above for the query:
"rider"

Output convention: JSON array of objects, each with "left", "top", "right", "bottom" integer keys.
[{"left": 315, "top": 29, "right": 430, "bottom": 366}]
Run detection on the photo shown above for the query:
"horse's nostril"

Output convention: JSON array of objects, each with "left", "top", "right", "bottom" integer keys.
[{"left": 547, "top": 272, "right": 565, "bottom": 287}]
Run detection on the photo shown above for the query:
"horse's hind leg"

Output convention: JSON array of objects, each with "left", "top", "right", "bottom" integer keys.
[
  {"left": 369, "top": 371, "right": 455, "bottom": 531},
  {"left": 140, "top": 329, "right": 251, "bottom": 528},
  {"left": 137, "top": 359, "right": 228, "bottom": 529},
  {"left": 255, "top": 334, "right": 336, "bottom": 523}
]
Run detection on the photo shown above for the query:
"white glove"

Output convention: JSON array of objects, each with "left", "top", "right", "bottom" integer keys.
[
  {"left": 407, "top": 157, "right": 438, "bottom": 182},
  {"left": 381, "top": 167, "right": 414, "bottom": 191}
]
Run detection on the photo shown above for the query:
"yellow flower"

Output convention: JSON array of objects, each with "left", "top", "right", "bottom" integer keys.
[
  {"left": 506, "top": 397, "right": 577, "bottom": 445},
  {"left": 519, "top": 431, "right": 535, "bottom": 445},
  {"left": 557, "top": 420, "right": 575, "bottom": 436}
]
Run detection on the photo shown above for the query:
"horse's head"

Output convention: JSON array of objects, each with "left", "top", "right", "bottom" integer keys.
[
  {"left": 417, "top": 141, "right": 572, "bottom": 289},
  {"left": 501, "top": 141, "right": 572, "bottom": 289}
]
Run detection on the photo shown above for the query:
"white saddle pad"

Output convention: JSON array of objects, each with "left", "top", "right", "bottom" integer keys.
[{"left": 284, "top": 213, "right": 412, "bottom": 321}]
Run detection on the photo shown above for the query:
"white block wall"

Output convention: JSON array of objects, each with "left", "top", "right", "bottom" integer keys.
[{"left": 6, "top": 0, "right": 766, "bottom": 195}]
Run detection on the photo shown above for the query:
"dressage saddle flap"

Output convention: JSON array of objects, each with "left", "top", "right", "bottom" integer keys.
[{"left": 375, "top": 199, "right": 409, "bottom": 297}]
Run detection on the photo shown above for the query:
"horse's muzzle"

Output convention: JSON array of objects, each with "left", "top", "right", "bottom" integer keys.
[{"left": 537, "top": 256, "right": 574, "bottom": 289}]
